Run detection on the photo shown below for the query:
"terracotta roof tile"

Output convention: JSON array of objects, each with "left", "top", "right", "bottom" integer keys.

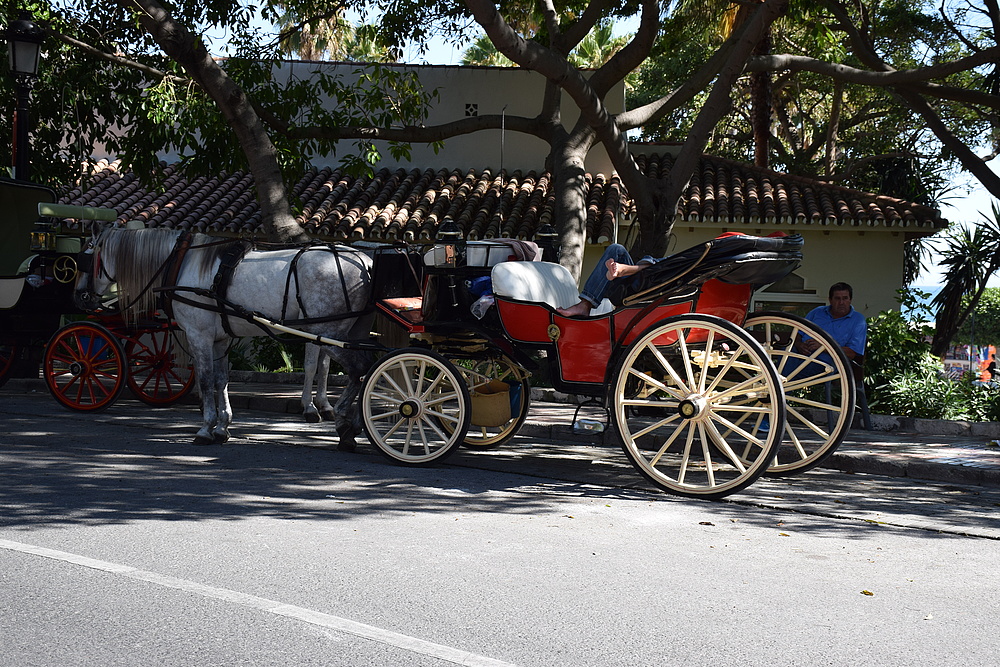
[{"left": 56, "top": 155, "right": 945, "bottom": 241}]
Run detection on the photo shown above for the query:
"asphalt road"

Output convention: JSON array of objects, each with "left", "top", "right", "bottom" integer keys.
[{"left": 2, "top": 393, "right": 1000, "bottom": 666}]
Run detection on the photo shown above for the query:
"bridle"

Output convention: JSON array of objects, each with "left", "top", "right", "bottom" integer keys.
[{"left": 75, "top": 235, "right": 116, "bottom": 309}]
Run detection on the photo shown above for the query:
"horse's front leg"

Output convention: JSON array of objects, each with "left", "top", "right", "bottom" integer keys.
[
  {"left": 300, "top": 344, "right": 323, "bottom": 423},
  {"left": 211, "top": 339, "right": 233, "bottom": 443},
  {"left": 191, "top": 345, "right": 219, "bottom": 446}
]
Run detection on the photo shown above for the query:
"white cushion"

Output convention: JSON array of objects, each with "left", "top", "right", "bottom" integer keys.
[{"left": 491, "top": 261, "right": 580, "bottom": 310}]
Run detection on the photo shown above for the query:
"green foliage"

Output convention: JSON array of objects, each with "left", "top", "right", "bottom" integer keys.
[
  {"left": 877, "top": 355, "right": 968, "bottom": 419},
  {"left": 229, "top": 337, "right": 306, "bottom": 373},
  {"left": 879, "top": 366, "right": 1000, "bottom": 421},
  {"left": 0, "top": 2, "right": 438, "bottom": 189},
  {"left": 864, "top": 287, "right": 1000, "bottom": 420},
  {"left": 931, "top": 205, "right": 1000, "bottom": 356},
  {"left": 628, "top": 0, "right": 978, "bottom": 204},
  {"left": 952, "top": 288, "right": 1000, "bottom": 347},
  {"left": 865, "top": 288, "right": 935, "bottom": 387}
]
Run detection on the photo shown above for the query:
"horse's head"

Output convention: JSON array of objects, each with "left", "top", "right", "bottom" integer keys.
[{"left": 73, "top": 227, "right": 117, "bottom": 312}]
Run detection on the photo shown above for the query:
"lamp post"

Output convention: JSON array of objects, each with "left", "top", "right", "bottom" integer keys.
[{"left": 6, "top": 12, "right": 44, "bottom": 181}]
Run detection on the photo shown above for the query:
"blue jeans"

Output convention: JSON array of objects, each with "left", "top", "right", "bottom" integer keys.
[{"left": 580, "top": 244, "right": 634, "bottom": 307}]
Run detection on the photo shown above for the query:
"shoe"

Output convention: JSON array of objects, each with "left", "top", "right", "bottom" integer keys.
[{"left": 758, "top": 416, "right": 770, "bottom": 433}]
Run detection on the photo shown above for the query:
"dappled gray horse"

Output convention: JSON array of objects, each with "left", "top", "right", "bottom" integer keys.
[{"left": 75, "top": 227, "right": 373, "bottom": 447}]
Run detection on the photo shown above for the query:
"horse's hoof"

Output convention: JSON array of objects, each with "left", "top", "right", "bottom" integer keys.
[
  {"left": 213, "top": 432, "right": 230, "bottom": 444},
  {"left": 304, "top": 412, "right": 322, "bottom": 424},
  {"left": 320, "top": 409, "right": 337, "bottom": 422},
  {"left": 192, "top": 435, "right": 215, "bottom": 446},
  {"left": 336, "top": 439, "right": 356, "bottom": 453}
]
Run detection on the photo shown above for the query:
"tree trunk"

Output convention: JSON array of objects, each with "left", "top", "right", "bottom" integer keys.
[
  {"left": 550, "top": 141, "right": 592, "bottom": 281},
  {"left": 825, "top": 79, "right": 844, "bottom": 176},
  {"left": 629, "top": 184, "right": 674, "bottom": 259},
  {"left": 750, "top": 30, "right": 772, "bottom": 169},
  {"left": 124, "top": 0, "right": 308, "bottom": 243}
]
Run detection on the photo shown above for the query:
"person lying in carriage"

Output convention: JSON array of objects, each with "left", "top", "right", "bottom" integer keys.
[{"left": 556, "top": 231, "right": 803, "bottom": 317}]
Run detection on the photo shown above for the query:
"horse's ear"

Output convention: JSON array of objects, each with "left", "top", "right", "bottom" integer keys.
[{"left": 85, "top": 221, "right": 104, "bottom": 247}]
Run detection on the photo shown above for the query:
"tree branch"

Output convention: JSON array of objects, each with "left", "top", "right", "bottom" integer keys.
[
  {"left": 267, "top": 113, "right": 547, "bottom": 143},
  {"left": 49, "top": 29, "right": 187, "bottom": 85},
  {"left": 587, "top": 0, "right": 656, "bottom": 96},
  {"left": 747, "top": 47, "right": 1000, "bottom": 87}
]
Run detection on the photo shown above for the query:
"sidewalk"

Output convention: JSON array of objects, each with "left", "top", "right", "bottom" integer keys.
[{"left": 6, "top": 374, "right": 1000, "bottom": 488}]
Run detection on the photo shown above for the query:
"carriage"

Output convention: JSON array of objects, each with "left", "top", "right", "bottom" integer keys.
[
  {"left": 72, "top": 218, "right": 857, "bottom": 500},
  {"left": 361, "top": 232, "right": 857, "bottom": 499},
  {"left": 0, "top": 179, "right": 194, "bottom": 411}
]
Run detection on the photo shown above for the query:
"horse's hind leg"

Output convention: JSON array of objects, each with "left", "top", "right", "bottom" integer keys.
[
  {"left": 300, "top": 344, "right": 323, "bottom": 423},
  {"left": 328, "top": 349, "right": 372, "bottom": 452},
  {"left": 316, "top": 348, "right": 337, "bottom": 422}
]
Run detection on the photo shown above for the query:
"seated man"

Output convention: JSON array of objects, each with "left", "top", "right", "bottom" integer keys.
[
  {"left": 801, "top": 282, "right": 867, "bottom": 362},
  {"left": 556, "top": 244, "right": 658, "bottom": 317}
]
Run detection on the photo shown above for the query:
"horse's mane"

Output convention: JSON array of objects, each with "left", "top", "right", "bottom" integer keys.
[{"left": 100, "top": 228, "right": 222, "bottom": 319}]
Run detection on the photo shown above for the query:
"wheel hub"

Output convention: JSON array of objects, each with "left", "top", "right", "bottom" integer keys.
[
  {"left": 677, "top": 395, "right": 708, "bottom": 421},
  {"left": 69, "top": 361, "right": 85, "bottom": 377},
  {"left": 398, "top": 399, "right": 422, "bottom": 419}
]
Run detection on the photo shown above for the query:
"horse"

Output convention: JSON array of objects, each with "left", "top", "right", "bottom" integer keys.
[{"left": 74, "top": 227, "right": 374, "bottom": 448}]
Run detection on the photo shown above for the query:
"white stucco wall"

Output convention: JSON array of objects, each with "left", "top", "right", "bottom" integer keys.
[{"left": 278, "top": 62, "right": 620, "bottom": 174}]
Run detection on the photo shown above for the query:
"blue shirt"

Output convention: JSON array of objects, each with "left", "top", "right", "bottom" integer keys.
[{"left": 805, "top": 305, "right": 867, "bottom": 356}]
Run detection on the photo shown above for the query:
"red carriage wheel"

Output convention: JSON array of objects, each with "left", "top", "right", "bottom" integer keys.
[
  {"left": 44, "top": 322, "right": 127, "bottom": 412},
  {"left": 0, "top": 339, "right": 19, "bottom": 389},
  {"left": 124, "top": 328, "right": 195, "bottom": 406}
]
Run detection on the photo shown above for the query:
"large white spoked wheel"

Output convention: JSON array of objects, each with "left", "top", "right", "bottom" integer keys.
[
  {"left": 360, "top": 347, "right": 471, "bottom": 465},
  {"left": 744, "top": 312, "right": 856, "bottom": 476},
  {"left": 453, "top": 354, "right": 531, "bottom": 450},
  {"left": 612, "top": 314, "right": 786, "bottom": 500}
]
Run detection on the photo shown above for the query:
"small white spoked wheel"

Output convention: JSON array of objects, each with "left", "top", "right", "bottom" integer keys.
[
  {"left": 612, "top": 314, "right": 786, "bottom": 500},
  {"left": 453, "top": 353, "right": 531, "bottom": 450},
  {"left": 360, "top": 347, "right": 471, "bottom": 464},
  {"left": 743, "top": 312, "right": 856, "bottom": 475}
]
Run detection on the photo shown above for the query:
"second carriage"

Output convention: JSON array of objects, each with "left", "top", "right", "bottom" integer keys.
[
  {"left": 363, "top": 233, "right": 857, "bottom": 500},
  {"left": 0, "top": 179, "right": 195, "bottom": 411}
]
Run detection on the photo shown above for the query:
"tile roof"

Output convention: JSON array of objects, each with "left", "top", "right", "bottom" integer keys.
[{"left": 55, "top": 154, "right": 945, "bottom": 242}]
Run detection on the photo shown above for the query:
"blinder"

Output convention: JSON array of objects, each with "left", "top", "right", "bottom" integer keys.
[{"left": 76, "top": 248, "right": 94, "bottom": 275}]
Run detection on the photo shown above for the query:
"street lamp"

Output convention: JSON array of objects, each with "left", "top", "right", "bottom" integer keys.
[{"left": 6, "top": 12, "right": 44, "bottom": 181}]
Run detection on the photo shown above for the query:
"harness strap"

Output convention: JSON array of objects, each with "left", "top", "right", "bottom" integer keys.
[
  {"left": 160, "top": 230, "right": 192, "bottom": 320},
  {"left": 159, "top": 285, "right": 376, "bottom": 336},
  {"left": 210, "top": 241, "right": 253, "bottom": 337}
]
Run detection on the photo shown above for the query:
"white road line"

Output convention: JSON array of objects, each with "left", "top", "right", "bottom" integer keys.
[{"left": 0, "top": 538, "right": 517, "bottom": 667}]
